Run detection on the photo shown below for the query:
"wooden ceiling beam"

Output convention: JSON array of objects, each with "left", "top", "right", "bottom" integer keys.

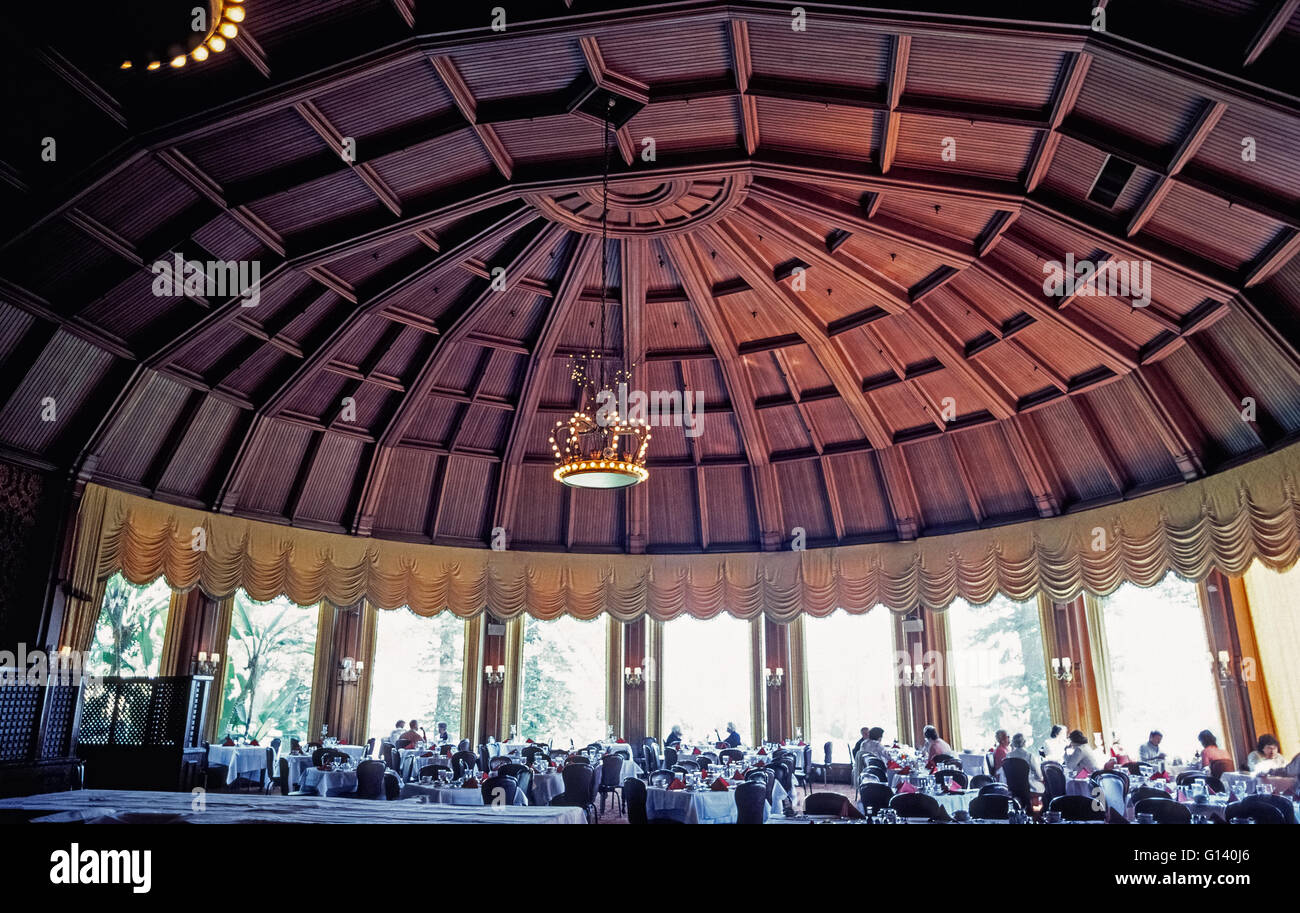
[
  {"left": 701, "top": 220, "right": 894, "bottom": 449},
  {"left": 293, "top": 101, "right": 403, "bottom": 217},
  {"left": 873, "top": 446, "right": 922, "bottom": 540},
  {"left": 773, "top": 348, "right": 845, "bottom": 542},
  {"left": 677, "top": 359, "right": 711, "bottom": 550},
  {"left": 999, "top": 416, "right": 1062, "bottom": 517},
  {"left": 1244, "top": 229, "right": 1300, "bottom": 288},
  {"left": 661, "top": 231, "right": 784, "bottom": 549},
  {"left": 1070, "top": 396, "right": 1131, "bottom": 494},
  {"left": 879, "top": 35, "right": 911, "bottom": 174},
  {"left": 1024, "top": 51, "right": 1092, "bottom": 192},
  {"left": 948, "top": 437, "right": 985, "bottom": 525},
  {"left": 491, "top": 234, "right": 600, "bottom": 536},
  {"left": 1185, "top": 334, "right": 1282, "bottom": 446},
  {"left": 729, "top": 20, "right": 760, "bottom": 156},
  {"left": 1127, "top": 100, "right": 1226, "bottom": 237},
  {"left": 1126, "top": 373, "right": 1204, "bottom": 481},
  {"left": 1244, "top": 0, "right": 1300, "bottom": 66},
  {"left": 259, "top": 205, "right": 543, "bottom": 418},
  {"left": 622, "top": 237, "right": 650, "bottom": 554},
  {"left": 429, "top": 56, "right": 514, "bottom": 180}
]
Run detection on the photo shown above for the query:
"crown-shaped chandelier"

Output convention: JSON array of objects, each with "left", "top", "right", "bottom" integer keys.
[{"left": 551, "top": 99, "right": 651, "bottom": 489}]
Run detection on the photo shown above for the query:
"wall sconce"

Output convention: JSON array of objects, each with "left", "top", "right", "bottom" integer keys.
[
  {"left": 1214, "top": 650, "right": 1233, "bottom": 681},
  {"left": 192, "top": 651, "right": 221, "bottom": 676},
  {"left": 624, "top": 666, "right": 644, "bottom": 686},
  {"left": 1050, "top": 657, "right": 1074, "bottom": 683},
  {"left": 484, "top": 664, "right": 505, "bottom": 686},
  {"left": 339, "top": 656, "right": 364, "bottom": 684},
  {"left": 901, "top": 664, "right": 926, "bottom": 688},
  {"left": 764, "top": 666, "right": 784, "bottom": 688}
]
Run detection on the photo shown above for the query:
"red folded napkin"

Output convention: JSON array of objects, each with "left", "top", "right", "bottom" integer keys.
[
  {"left": 693, "top": 748, "right": 701, "bottom": 755},
  {"left": 1074, "top": 768, "right": 1089, "bottom": 780},
  {"left": 249, "top": 740, "right": 259, "bottom": 747},
  {"left": 798, "top": 741, "right": 806, "bottom": 746},
  {"left": 898, "top": 766, "right": 912, "bottom": 775},
  {"left": 616, "top": 738, "right": 627, "bottom": 744},
  {"left": 887, "top": 760, "right": 901, "bottom": 770},
  {"left": 897, "top": 781, "right": 917, "bottom": 794},
  {"left": 222, "top": 738, "right": 235, "bottom": 746},
  {"left": 710, "top": 778, "right": 729, "bottom": 791},
  {"left": 667, "top": 778, "right": 686, "bottom": 790},
  {"left": 757, "top": 748, "right": 767, "bottom": 756},
  {"left": 526, "top": 738, "right": 534, "bottom": 744}
]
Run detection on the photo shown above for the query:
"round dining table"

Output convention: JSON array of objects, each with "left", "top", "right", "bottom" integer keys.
[
  {"left": 646, "top": 784, "right": 772, "bottom": 824},
  {"left": 297, "top": 766, "right": 357, "bottom": 797},
  {"left": 207, "top": 744, "right": 268, "bottom": 785},
  {"left": 400, "top": 782, "right": 528, "bottom": 806}
]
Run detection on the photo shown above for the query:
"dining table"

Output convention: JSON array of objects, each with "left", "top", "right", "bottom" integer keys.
[
  {"left": 400, "top": 781, "right": 529, "bottom": 806},
  {"left": 297, "top": 766, "right": 359, "bottom": 797},
  {"left": 0, "top": 789, "right": 585, "bottom": 824},
  {"left": 646, "top": 784, "right": 773, "bottom": 824},
  {"left": 208, "top": 744, "right": 268, "bottom": 785}
]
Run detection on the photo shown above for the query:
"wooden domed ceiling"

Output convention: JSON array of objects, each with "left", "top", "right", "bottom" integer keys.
[{"left": 2, "top": 1, "right": 1299, "bottom": 554}]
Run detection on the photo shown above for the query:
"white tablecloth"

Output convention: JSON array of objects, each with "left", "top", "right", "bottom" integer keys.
[
  {"left": 646, "top": 786, "right": 771, "bottom": 823},
  {"left": 0, "top": 789, "right": 584, "bottom": 824},
  {"left": 298, "top": 767, "right": 358, "bottom": 797},
  {"left": 936, "top": 791, "right": 975, "bottom": 815},
  {"left": 401, "top": 782, "right": 528, "bottom": 806},
  {"left": 208, "top": 745, "right": 268, "bottom": 785},
  {"left": 532, "top": 771, "right": 566, "bottom": 806},
  {"left": 285, "top": 755, "right": 312, "bottom": 789},
  {"left": 399, "top": 749, "right": 451, "bottom": 780},
  {"left": 958, "top": 752, "right": 987, "bottom": 777}
]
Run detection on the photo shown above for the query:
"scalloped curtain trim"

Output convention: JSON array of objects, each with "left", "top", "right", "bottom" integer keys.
[{"left": 61, "top": 443, "right": 1300, "bottom": 647}]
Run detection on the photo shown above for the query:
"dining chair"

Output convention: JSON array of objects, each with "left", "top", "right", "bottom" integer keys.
[
  {"left": 452, "top": 750, "right": 479, "bottom": 779},
  {"left": 1000, "top": 757, "right": 1035, "bottom": 811},
  {"left": 857, "top": 781, "right": 894, "bottom": 814},
  {"left": 481, "top": 774, "right": 519, "bottom": 807},
  {"left": 808, "top": 742, "right": 833, "bottom": 787},
  {"left": 734, "top": 781, "right": 767, "bottom": 824},
  {"left": 1047, "top": 794, "right": 1105, "bottom": 821},
  {"left": 805, "top": 791, "right": 863, "bottom": 818},
  {"left": 1040, "top": 761, "right": 1067, "bottom": 807},
  {"left": 969, "top": 793, "right": 1013, "bottom": 820},
  {"left": 1134, "top": 797, "right": 1190, "bottom": 823},
  {"left": 649, "top": 770, "right": 675, "bottom": 787},
  {"left": 550, "top": 763, "right": 598, "bottom": 823},
  {"left": 623, "top": 777, "right": 648, "bottom": 824},
  {"left": 935, "top": 768, "right": 968, "bottom": 793},
  {"left": 598, "top": 753, "right": 626, "bottom": 815},
  {"left": 889, "top": 792, "right": 951, "bottom": 822},
  {"left": 1227, "top": 794, "right": 1294, "bottom": 824},
  {"left": 354, "top": 760, "right": 387, "bottom": 800},
  {"left": 498, "top": 763, "right": 532, "bottom": 800}
]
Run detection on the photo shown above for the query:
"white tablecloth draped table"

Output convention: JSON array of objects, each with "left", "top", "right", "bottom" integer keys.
[
  {"left": 646, "top": 785, "right": 772, "bottom": 823},
  {"left": 936, "top": 791, "right": 975, "bottom": 816},
  {"left": 0, "top": 789, "right": 584, "bottom": 824},
  {"left": 285, "top": 754, "right": 313, "bottom": 789},
  {"left": 531, "top": 771, "right": 566, "bottom": 806},
  {"left": 958, "top": 752, "right": 987, "bottom": 777},
  {"left": 401, "top": 782, "right": 528, "bottom": 806},
  {"left": 298, "top": 767, "right": 358, "bottom": 797},
  {"left": 399, "top": 749, "right": 451, "bottom": 780},
  {"left": 208, "top": 745, "right": 268, "bottom": 785}
]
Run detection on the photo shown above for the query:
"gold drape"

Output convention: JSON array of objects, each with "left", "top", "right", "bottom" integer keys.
[
  {"left": 460, "top": 615, "right": 483, "bottom": 743},
  {"left": 350, "top": 603, "right": 378, "bottom": 745},
  {"left": 205, "top": 596, "right": 233, "bottom": 743},
  {"left": 787, "top": 616, "right": 809, "bottom": 743},
  {"left": 1241, "top": 562, "right": 1300, "bottom": 753},
  {"left": 646, "top": 619, "right": 663, "bottom": 742},
  {"left": 500, "top": 617, "right": 524, "bottom": 741},
  {"left": 606, "top": 620, "right": 623, "bottom": 737},
  {"left": 64, "top": 442, "right": 1300, "bottom": 623},
  {"left": 158, "top": 589, "right": 189, "bottom": 677},
  {"left": 749, "top": 618, "right": 764, "bottom": 745},
  {"left": 307, "top": 603, "right": 336, "bottom": 742},
  {"left": 1082, "top": 595, "right": 1116, "bottom": 744}
]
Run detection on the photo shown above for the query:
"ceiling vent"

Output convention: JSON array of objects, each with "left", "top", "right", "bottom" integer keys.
[{"left": 1087, "top": 154, "right": 1137, "bottom": 208}]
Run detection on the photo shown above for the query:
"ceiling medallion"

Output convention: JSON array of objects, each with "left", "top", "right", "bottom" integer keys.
[
  {"left": 552, "top": 100, "right": 651, "bottom": 490},
  {"left": 526, "top": 173, "right": 750, "bottom": 238},
  {"left": 118, "top": 1, "right": 246, "bottom": 71}
]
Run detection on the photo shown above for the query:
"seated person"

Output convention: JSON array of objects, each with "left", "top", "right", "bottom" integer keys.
[
  {"left": 1042, "top": 724, "right": 1068, "bottom": 763},
  {"left": 722, "top": 722, "right": 742, "bottom": 748},
  {"left": 859, "top": 727, "right": 888, "bottom": 763},
  {"left": 1246, "top": 734, "right": 1285, "bottom": 774},
  {"left": 1197, "top": 729, "right": 1232, "bottom": 770},
  {"left": 388, "top": 720, "right": 407, "bottom": 744},
  {"left": 851, "top": 726, "right": 871, "bottom": 759},
  {"left": 1063, "top": 730, "right": 1104, "bottom": 776},
  {"left": 435, "top": 721, "right": 452, "bottom": 744},
  {"left": 396, "top": 720, "right": 425, "bottom": 749},
  {"left": 1138, "top": 730, "right": 1165, "bottom": 764},
  {"left": 1006, "top": 733, "right": 1044, "bottom": 792},
  {"left": 665, "top": 725, "right": 683, "bottom": 748},
  {"left": 991, "top": 729, "right": 1010, "bottom": 772},
  {"left": 921, "top": 725, "right": 954, "bottom": 763}
]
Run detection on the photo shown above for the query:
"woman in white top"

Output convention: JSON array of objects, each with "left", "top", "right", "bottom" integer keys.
[
  {"left": 1062, "top": 730, "right": 1104, "bottom": 776},
  {"left": 1042, "top": 724, "right": 1068, "bottom": 764},
  {"left": 1247, "top": 734, "right": 1286, "bottom": 774}
]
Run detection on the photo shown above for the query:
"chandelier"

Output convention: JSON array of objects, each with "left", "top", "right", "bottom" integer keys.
[
  {"left": 551, "top": 99, "right": 650, "bottom": 490},
  {"left": 117, "top": 1, "right": 246, "bottom": 71}
]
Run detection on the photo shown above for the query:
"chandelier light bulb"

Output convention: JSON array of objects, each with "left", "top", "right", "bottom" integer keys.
[
  {"left": 219, "top": 22, "right": 239, "bottom": 39},
  {"left": 209, "top": 36, "right": 227, "bottom": 52},
  {"left": 225, "top": 5, "right": 246, "bottom": 23}
]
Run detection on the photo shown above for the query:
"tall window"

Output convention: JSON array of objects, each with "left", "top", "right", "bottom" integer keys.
[
  {"left": 805, "top": 609, "right": 898, "bottom": 762},
  {"left": 947, "top": 595, "right": 1051, "bottom": 752},
  {"left": 662, "top": 614, "right": 753, "bottom": 746},
  {"left": 518, "top": 615, "right": 608, "bottom": 745},
  {"left": 1098, "top": 574, "right": 1222, "bottom": 762},
  {"left": 88, "top": 572, "right": 173, "bottom": 678},
  {"left": 217, "top": 591, "right": 319, "bottom": 743},
  {"left": 368, "top": 608, "right": 465, "bottom": 742}
]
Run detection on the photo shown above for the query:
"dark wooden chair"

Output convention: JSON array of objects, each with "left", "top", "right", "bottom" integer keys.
[
  {"left": 734, "top": 780, "right": 767, "bottom": 824},
  {"left": 889, "top": 792, "right": 951, "bottom": 822},
  {"left": 623, "top": 777, "right": 648, "bottom": 824},
  {"left": 549, "top": 763, "right": 598, "bottom": 823},
  {"left": 481, "top": 775, "right": 519, "bottom": 807},
  {"left": 969, "top": 793, "right": 1013, "bottom": 820},
  {"left": 354, "top": 759, "right": 387, "bottom": 799},
  {"left": 1048, "top": 794, "right": 1105, "bottom": 821},
  {"left": 805, "top": 791, "right": 862, "bottom": 818},
  {"left": 452, "top": 750, "right": 479, "bottom": 779},
  {"left": 1135, "top": 796, "right": 1190, "bottom": 823},
  {"left": 597, "top": 753, "right": 625, "bottom": 815}
]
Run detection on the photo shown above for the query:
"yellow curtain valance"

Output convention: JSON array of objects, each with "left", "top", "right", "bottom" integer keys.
[{"left": 68, "top": 443, "right": 1300, "bottom": 626}]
